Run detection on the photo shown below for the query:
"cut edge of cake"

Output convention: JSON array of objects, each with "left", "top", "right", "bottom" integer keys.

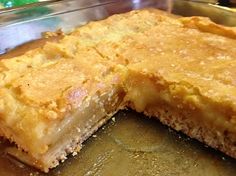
[{"left": 1, "top": 8, "right": 236, "bottom": 172}]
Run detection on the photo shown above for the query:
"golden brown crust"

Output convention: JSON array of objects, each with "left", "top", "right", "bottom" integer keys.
[
  {"left": 1, "top": 8, "right": 236, "bottom": 172},
  {"left": 0, "top": 9, "right": 171, "bottom": 157},
  {"left": 180, "top": 16, "right": 236, "bottom": 39},
  {"left": 144, "top": 105, "right": 236, "bottom": 159},
  {"left": 125, "top": 68, "right": 236, "bottom": 158}
]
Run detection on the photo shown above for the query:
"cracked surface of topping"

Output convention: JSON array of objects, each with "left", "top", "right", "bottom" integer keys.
[{"left": 1, "top": 9, "right": 236, "bottom": 171}]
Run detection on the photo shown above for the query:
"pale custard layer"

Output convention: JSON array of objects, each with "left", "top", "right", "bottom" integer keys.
[
  {"left": 0, "top": 10, "right": 165, "bottom": 156},
  {"left": 1, "top": 9, "right": 236, "bottom": 172}
]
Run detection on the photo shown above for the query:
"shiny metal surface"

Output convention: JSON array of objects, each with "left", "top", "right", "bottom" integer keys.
[
  {"left": 1, "top": 0, "right": 236, "bottom": 54},
  {"left": 0, "top": 0, "right": 236, "bottom": 175},
  {"left": 0, "top": 111, "right": 236, "bottom": 176},
  {"left": 173, "top": 0, "right": 236, "bottom": 26}
]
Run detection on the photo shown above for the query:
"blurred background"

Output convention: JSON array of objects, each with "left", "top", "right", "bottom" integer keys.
[{"left": 0, "top": 0, "right": 235, "bottom": 8}]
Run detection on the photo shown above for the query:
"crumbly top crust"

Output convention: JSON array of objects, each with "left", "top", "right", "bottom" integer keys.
[{"left": 1, "top": 9, "right": 236, "bottom": 158}]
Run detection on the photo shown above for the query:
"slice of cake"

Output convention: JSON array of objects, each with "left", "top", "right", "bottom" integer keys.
[
  {"left": 0, "top": 9, "right": 167, "bottom": 172},
  {"left": 1, "top": 8, "right": 236, "bottom": 172},
  {"left": 0, "top": 45, "right": 127, "bottom": 171}
]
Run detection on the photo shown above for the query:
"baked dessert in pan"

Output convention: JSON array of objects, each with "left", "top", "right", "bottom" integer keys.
[{"left": 1, "top": 9, "right": 236, "bottom": 172}]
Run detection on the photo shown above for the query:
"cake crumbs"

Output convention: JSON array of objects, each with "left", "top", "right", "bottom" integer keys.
[{"left": 72, "top": 151, "right": 78, "bottom": 156}]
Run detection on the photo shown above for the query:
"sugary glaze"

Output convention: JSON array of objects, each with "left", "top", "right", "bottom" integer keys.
[{"left": 1, "top": 9, "right": 236, "bottom": 172}]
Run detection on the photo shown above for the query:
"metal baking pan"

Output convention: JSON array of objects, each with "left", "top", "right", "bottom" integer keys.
[{"left": 0, "top": 0, "right": 236, "bottom": 175}]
